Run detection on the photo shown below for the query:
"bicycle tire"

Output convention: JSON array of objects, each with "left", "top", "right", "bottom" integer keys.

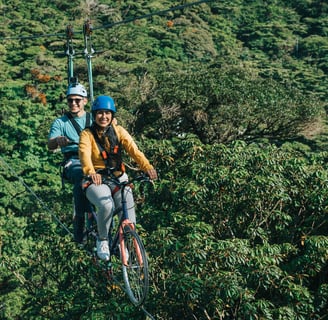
[{"left": 121, "top": 226, "right": 149, "bottom": 306}]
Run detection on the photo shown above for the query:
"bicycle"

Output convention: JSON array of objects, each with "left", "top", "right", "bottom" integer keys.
[{"left": 82, "top": 172, "right": 151, "bottom": 306}]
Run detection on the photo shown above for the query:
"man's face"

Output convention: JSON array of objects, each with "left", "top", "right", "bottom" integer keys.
[{"left": 67, "top": 95, "right": 87, "bottom": 115}]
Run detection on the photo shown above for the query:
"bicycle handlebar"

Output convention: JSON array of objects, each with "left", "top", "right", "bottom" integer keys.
[
  {"left": 82, "top": 171, "right": 154, "bottom": 192},
  {"left": 102, "top": 172, "right": 152, "bottom": 187}
]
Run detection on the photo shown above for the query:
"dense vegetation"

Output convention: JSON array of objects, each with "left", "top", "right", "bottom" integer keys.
[{"left": 0, "top": 0, "right": 327, "bottom": 319}]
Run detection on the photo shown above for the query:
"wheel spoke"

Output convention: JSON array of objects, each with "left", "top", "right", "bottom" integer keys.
[{"left": 121, "top": 228, "right": 149, "bottom": 306}]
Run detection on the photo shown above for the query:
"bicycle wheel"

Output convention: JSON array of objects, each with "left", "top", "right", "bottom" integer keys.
[{"left": 121, "top": 226, "right": 149, "bottom": 306}]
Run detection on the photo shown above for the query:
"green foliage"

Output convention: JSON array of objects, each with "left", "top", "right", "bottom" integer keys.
[
  {"left": 140, "top": 136, "right": 328, "bottom": 319},
  {"left": 133, "top": 64, "right": 324, "bottom": 144},
  {"left": 2, "top": 136, "right": 328, "bottom": 319},
  {"left": 0, "top": 0, "right": 328, "bottom": 319}
]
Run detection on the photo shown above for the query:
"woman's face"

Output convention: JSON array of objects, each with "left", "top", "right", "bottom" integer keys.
[{"left": 95, "top": 110, "right": 113, "bottom": 128}]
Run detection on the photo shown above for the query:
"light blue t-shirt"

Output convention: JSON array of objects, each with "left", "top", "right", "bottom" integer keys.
[{"left": 48, "top": 112, "right": 92, "bottom": 154}]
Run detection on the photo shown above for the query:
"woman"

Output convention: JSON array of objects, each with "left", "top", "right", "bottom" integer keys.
[{"left": 79, "top": 95, "right": 157, "bottom": 260}]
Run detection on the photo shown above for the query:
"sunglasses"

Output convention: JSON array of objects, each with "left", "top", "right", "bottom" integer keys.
[{"left": 67, "top": 98, "right": 83, "bottom": 104}]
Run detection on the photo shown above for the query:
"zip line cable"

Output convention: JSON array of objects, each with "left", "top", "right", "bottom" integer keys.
[
  {"left": 0, "top": 155, "right": 73, "bottom": 237},
  {"left": 0, "top": 32, "right": 67, "bottom": 41},
  {"left": 1, "top": 0, "right": 215, "bottom": 100},
  {"left": 141, "top": 306, "right": 156, "bottom": 320},
  {"left": 93, "top": 0, "right": 214, "bottom": 31},
  {"left": 0, "top": 0, "right": 214, "bottom": 41}
]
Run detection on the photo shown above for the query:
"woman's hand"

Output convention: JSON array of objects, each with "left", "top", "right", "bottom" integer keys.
[
  {"left": 89, "top": 173, "right": 102, "bottom": 185},
  {"left": 146, "top": 169, "right": 158, "bottom": 181}
]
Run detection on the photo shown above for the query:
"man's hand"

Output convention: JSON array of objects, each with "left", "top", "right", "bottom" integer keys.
[
  {"left": 48, "top": 136, "right": 70, "bottom": 150},
  {"left": 56, "top": 136, "right": 70, "bottom": 147}
]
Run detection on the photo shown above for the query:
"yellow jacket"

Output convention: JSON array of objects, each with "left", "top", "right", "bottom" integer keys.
[{"left": 79, "top": 123, "right": 154, "bottom": 176}]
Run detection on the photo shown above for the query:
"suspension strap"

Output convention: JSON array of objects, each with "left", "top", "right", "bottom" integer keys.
[
  {"left": 83, "top": 19, "right": 95, "bottom": 103},
  {"left": 65, "top": 24, "right": 75, "bottom": 85}
]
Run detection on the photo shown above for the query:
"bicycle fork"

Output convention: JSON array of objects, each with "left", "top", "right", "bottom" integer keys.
[{"left": 119, "top": 219, "right": 144, "bottom": 266}]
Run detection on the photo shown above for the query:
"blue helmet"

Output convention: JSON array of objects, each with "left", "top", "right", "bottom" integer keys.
[
  {"left": 66, "top": 82, "right": 88, "bottom": 97},
  {"left": 92, "top": 95, "right": 116, "bottom": 113}
]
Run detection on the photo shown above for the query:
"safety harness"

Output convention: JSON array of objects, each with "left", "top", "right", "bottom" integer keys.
[
  {"left": 82, "top": 124, "right": 125, "bottom": 195},
  {"left": 65, "top": 111, "right": 91, "bottom": 136},
  {"left": 60, "top": 112, "right": 91, "bottom": 188},
  {"left": 62, "top": 111, "right": 91, "bottom": 159},
  {"left": 89, "top": 124, "right": 125, "bottom": 174}
]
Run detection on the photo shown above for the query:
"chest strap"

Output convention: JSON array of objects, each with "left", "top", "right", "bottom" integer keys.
[{"left": 65, "top": 112, "right": 91, "bottom": 135}]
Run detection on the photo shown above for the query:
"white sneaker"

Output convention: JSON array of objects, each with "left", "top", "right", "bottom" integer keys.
[{"left": 96, "top": 240, "right": 110, "bottom": 261}]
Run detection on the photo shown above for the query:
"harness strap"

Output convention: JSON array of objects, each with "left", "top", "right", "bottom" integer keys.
[
  {"left": 89, "top": 125, "right": 123, "bottom": 172},
  {"left": 65, "top": 112, "right": 91, "bottom": 136},
  {"left": 89, "top": 126, "right": 110, "bottom": 166},
  {"left": 63, "top": 151, "right": 78, "bottom": 160},
  {"left": 82, "top": 179, "right": 122, "bottom": 196},
  {"left": 59, "top": 112, "right": 90, "bottom": 190},
  {"left": 111, "top": 185, "right": 121, "bottom": 196},
  {"left": 60, "top": 112, "right": 90, "bottom": 190}
]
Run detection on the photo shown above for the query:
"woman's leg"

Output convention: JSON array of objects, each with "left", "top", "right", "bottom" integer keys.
[
  {"left": 112, "top": 173, "right": 136, "bottom": 224},
  {"left": 86, "top": 183, "right": 114, "bottom": 239}
]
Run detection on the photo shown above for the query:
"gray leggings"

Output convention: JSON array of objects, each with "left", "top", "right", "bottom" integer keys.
[{"left": 85, "top": 173, "right": 136, "bottom": 239}]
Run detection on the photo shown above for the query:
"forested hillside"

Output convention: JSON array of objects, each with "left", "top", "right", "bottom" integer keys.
[{"left": 0, "top": 1, "right": 327, "bottom": 319}]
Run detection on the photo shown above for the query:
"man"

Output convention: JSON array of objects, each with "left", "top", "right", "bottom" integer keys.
[{"left": 48, "top": 82, "right": 92, "bottom": 243}]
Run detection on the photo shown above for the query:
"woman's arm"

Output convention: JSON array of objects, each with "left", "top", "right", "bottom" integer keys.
[
  {"left": 79, "top": 130, "right": 97, "bottom": 176},
  {"left": 115, "top": 125, "right": 158, "bottom": 180}
]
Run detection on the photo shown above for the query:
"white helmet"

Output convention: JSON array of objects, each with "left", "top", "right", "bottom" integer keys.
[{"left": 66, "top": 82, "right": 88, "bottom": 97}]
